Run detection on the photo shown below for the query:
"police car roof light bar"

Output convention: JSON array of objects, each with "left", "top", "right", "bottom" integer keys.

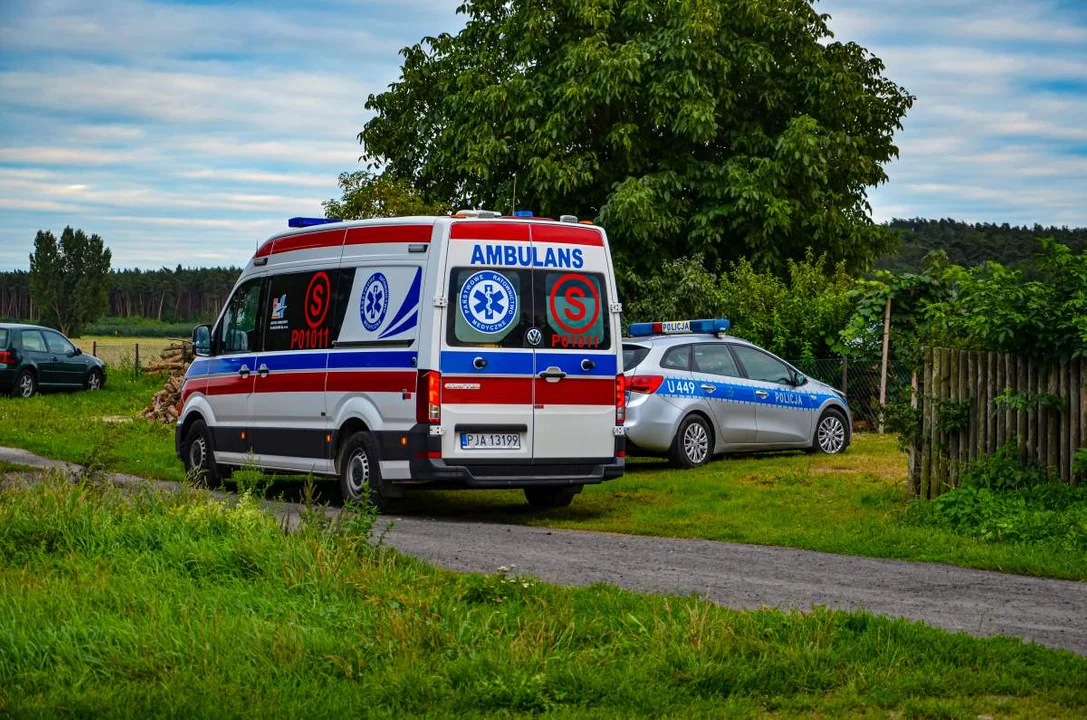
[
  {"left": 288, "top": 217, "right": 340, "bottom": 228},
  {"left": 628, "top": 318, "right": 731, "bottom": 337}
]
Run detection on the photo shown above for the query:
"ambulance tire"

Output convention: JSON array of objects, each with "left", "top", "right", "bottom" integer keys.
[
  {"left": 524, "top": 486, "right": 578, "bottom": 509},
  {"left": 182, "top": 419, "right": 221, "bottom": 489},
  {"left": 669, "top": 414, "right": 713, "bottom": 469},
  {"left": 338, "top": 431, "right": 392, "bottom": 512}
]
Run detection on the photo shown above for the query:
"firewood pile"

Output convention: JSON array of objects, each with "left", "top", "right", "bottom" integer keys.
[{"left": 142, "top": 341, "right": 194, "bottom": 423}]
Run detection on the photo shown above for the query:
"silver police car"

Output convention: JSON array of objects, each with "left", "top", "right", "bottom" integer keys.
[{"left": 623, "top": 319, "right": 851, "bottom": 467}]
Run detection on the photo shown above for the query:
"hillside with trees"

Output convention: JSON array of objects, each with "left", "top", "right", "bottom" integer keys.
[{"left": 879, "top": 218, "right": 1087, "bottom": 273}]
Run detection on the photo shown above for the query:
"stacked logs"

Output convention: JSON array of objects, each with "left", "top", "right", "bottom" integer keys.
[{"left": 142, "top": 341, "right": 194, "bottom": 423}]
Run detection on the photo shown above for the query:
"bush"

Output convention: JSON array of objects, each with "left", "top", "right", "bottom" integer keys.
[{"left": 906, "top": 443, "right": 1087, "bottom": 551}]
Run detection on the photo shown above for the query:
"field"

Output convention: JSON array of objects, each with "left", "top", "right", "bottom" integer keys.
[
  {"left": 1, "top": 473, "right": 1084, "bottom": 718},
  {"left": 0, "top": 367, "right": 1084, "bottom": 581},
  {"left": 74, "top": 335, "right": 177, "bottom": 370}
]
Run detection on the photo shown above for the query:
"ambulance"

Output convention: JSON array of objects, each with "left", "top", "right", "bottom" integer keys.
[{"left": 176, "top": 211, "right": 626, "bottom": 509}]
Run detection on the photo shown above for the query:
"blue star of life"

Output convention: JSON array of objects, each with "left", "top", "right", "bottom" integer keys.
[{"left": 460, "top": 270, "right": 518, "bottom": 334}]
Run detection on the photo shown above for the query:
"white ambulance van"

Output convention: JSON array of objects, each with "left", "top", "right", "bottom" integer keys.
[{"left": 177, "top": 212, "right": 626, "bottom": 509}]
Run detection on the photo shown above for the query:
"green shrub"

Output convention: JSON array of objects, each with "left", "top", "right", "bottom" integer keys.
[{"left": 84, "top": 317, "right": 206, "bottom": 338}]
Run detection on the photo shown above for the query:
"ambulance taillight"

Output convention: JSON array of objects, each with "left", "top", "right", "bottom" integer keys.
[
  {"left": 416, "top": 370, "right": 442, "bottom": 424},
  {"left": 615, "top": 374, "right": 626, "bottom": 425}
]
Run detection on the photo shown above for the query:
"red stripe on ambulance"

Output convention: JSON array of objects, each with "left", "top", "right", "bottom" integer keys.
[{"left": 442, "top": 376, "right": 533, "bottom": 405}]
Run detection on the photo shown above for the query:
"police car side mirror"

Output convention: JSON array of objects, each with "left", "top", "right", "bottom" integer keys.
[
  {"left": 192, "top": 325, "right": 212, "bottom": 357},
  {"left": 792, "top": 372, "right": 808, "bottom": 387}
]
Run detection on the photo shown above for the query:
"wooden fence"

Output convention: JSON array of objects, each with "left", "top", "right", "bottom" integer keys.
[{"left": 909, "top": 347, "right": 1086, "bottom": 498}]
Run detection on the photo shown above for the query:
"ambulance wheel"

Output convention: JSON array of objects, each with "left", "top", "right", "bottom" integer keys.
[
  {"left": 524, "top": 486, "right": 578, "bottom": 509},
  {"left": 670, "top": 414, "right": 712, "bottom": 469},
  {"left": 338, "top": 431, "right": 390, "bottom": 511},
  {"left": 182, "top": 419, "right": 221, "bottom": 488}
]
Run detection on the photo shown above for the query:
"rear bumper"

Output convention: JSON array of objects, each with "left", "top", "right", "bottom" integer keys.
[
  {"left": 0, "top": 367, "right": 13, "bottom": 391},
  {"left": 402, "top": 430, "right": 625, "bottom": 489}
]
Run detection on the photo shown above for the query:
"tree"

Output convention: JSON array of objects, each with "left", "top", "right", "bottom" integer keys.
[
  {"left": 323, "top": 171, "right": 451, "bottom": 220},
  {"left": 360, "top": 0, "right": 914, "bottom": 275},
  {"left": 28, "top": 227, "right": 112, "bottom": 337}
]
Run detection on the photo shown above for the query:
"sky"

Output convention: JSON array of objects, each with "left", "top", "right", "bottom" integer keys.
[{"left": 0, "top": 0, "right": 1084, "bottom": 270}]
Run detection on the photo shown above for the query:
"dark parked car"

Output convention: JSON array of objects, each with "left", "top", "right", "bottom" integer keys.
[{"left": 0, "top": 323, "right": 106, "bottom": 398}]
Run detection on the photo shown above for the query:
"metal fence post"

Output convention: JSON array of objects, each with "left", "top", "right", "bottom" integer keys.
[{"left": 135, "top": 343, "right": 140, "bottom": 377}]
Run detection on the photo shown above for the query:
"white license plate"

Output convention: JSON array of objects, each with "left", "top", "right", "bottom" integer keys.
[{"left": 460, "top": 433, "right": 521, "bottom": 450}]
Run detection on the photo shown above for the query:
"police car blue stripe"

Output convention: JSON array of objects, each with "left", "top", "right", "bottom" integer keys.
[{"left": 656, "top": 376, "right": 839, "bottom": 411}]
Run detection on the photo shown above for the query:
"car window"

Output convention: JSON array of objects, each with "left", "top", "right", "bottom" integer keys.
[
  {"left": 43, "top": 330, "right": 75, "bottom": 355},
  {"left": 692, "top": 343, "right": 741, "bottom": 377},
  {"left": 20, "top": 329, "right": 46, "bottom": 352},
  {"left": 0, "top": 329, "right": 7, "bottom": 348},
  {"left": 540, "top": 271, "right": 610, "bottom": 350},
  {"left": 623, "top": 344, "right": 650, "bottom": 370},
  {"left": 263, "top": 268, "right": 351, "bottom": 352},
  {"left": 732, "top": 345, "right": 793, "bottom": 384},
  {"left": 448, "top": 267, "right": 528, "bottom": 348},
  {"left": 660, "top": 344, "right": 691, "bottom": 371},
  {"left": 220, "top": 278, "right": 263, "bottom": 354}
]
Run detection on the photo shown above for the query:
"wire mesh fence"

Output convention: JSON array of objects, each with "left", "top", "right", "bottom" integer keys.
[
  {"left": 74, "top": 338, "right": 179, "bottom": 375},
  {"left": 797, "top": 357, "right": 910, "bottom": 432}
]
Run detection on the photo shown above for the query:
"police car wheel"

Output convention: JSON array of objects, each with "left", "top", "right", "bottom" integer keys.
[
  {"left": 338, "top": 431, "right": 390, "bottom": 511},
  {"left": 814, "top": 409, "right": 849, "bottom": 454},
  {"left": 670, "top": 414, "right": 713, "bottom": 469},
  {"left": 524, "top": 486, "right": 578, "bottom": 509},
  {"left": 182, "top": 420, "right": 221, "bottom": 488}
]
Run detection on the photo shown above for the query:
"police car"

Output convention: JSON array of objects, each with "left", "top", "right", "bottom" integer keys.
[
  {"left": 623, "top": 319, "right": 851, "bottom": 467},
  {"left": 177, "top": 211, "right": 626, "bottom": 510}
]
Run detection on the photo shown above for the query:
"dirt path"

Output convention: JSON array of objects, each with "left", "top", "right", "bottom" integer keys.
[{"left": 3, "top": 445, "right": 1084, "bottom": 655}]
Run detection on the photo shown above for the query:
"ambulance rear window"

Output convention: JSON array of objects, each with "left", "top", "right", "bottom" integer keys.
[
  {"left": 448, "top": 267, "right": 527, "bottom": 347},
  {"left": 541, "top": 271, "right": 610, "bottom": 351}
]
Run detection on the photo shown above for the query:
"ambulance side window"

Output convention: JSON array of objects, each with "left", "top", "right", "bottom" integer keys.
[
  {"left": 447, "top": 267, "right": 529, "bottom": 347},
  {"left": 263, "top": 269, "right": 347, "bottom": 352},
  {"left": 219, "top": 278, "right": 263, "bottom": 355},
  {"left": 539, "top": 271, "right": 610, "bottom": 351}
]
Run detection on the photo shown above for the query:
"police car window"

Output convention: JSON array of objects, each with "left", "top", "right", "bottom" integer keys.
[
  {"left": 660, "top": 345, "right": 691, "bottom": 371},
  {"left": 693, "top": 343, "right": 740, "bottom": 378},
  {"left": 220, "top": 278, "right": 262, "bottom": 354},
  {"left": 20, "top": 330, "right": 46, "bottom": 352},
  {"left": 43, "top": 330, "right": 75, "bottom": 355},
  {"left": 623, "top": 344, "right": 650, "bottom": 370},
  {"left": 448, "top": 267, "right": 528, "bottom": 347},
  {"left": 264, "top": 268, "right": 350, "bottom": 352},
  {"left": 540, "top": 272, "right": 610, "bottom": 351},
  {"left": 732, "top": 345, "right": 792, "bottom": 384}
]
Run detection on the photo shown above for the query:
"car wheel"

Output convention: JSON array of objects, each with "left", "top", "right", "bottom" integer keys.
[
  {"left": 670, "top": 414, "right": 713, "bottom": 469},
  {"left": 12, "top": 369, "right": 36, "bottom": 398},
  {"left": 86, "top": 368, "right": 104, "bottom": 391},
  {"left": 524, "top": 486, "right": 578, "bottom": 509},
  {"left": 337, "top": 431, "right": 389, "bottom": 511},
  {"left": 182, "top": 419, "right": 221, "bottom": 487},
  {"left": 813, "top": 409, "right": 849, "bottom": 454}
]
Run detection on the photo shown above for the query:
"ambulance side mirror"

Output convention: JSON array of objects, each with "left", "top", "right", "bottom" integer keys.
[{"left": 192, "top": 325, "right": 212, "bottom": 357}]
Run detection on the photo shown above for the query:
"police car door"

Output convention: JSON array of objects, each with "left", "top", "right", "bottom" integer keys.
[
  {"left": 730, "top": 344, "right": 812, "bottom": 445},
  {"left": 530, "top": 223, "right": 619, "bottom": 461},
  {"left": 690, "top": 343, "right": 757, "bottom": 444},
  {"left": 441, "top": 221, "right": 535, "bottom": 462}
]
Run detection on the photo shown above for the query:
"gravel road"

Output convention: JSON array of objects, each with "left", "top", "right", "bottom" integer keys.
[{"left": 3, "top": 445, "right": 1084, "bottom": 655}]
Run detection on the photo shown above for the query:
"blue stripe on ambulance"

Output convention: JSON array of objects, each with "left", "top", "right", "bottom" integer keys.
[
  {"left": 188, "top": 349, "right": 418, "bottom": 378},
  {"left": 440, "top": 350, "right": 617, "bottom": 376}
]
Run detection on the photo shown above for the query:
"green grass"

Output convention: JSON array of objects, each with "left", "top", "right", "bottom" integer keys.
[
  {"left": 1, "top": 475, "right": 1083, "bottom": 718},
  {"left": 1, "top": 377, "right": 1085, "bottom": 580}
]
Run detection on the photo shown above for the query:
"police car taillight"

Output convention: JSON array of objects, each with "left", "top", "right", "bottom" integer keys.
[
  {"left": 628, "top": 319, "right": 731, "bottom": 336},
  {"left": 615, "top": 374, "right": 626, "bottom": 425},
  {"left": 628, "top": 375, "right": 664, "bottom": 394},
  {"left": 416, "top": 370, "right": 441, "bottom": 424}
]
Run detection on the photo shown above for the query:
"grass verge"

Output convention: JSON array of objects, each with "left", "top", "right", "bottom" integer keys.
[
  {"left": 1, "top": 475, "right": 1084, "bottom": 718},
  {"left": 0, "top": 377, "right": 1084, "bottom": 580}
]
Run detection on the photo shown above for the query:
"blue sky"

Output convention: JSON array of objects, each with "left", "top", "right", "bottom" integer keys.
[{"left": 0, "top": 0, "right": 1084, "bottom": 270}]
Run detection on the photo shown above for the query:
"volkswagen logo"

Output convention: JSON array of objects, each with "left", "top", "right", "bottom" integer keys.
[{"left": 525, "top": 327, "right": 543, "bottom": 346}]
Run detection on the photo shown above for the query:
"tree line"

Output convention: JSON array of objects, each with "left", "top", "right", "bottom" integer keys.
[{"left": 1, "top": 264, "right": 240, "bottom": 328}]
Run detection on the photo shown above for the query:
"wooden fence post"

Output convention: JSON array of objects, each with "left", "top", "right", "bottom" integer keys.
[
  {"left": 878, "top": 297, "right": 892, "bottom": 433},
  {"left": 1060, "top": 360, "right": 1070, "bottom": 483},
  {"left": 1047, "top": 362, "right": 1059, "bottom": 477},
  {"left": 949, "top": 349, "right": 960, "bottom": 488},
  {"left": 134, "top": 343, "right": 140, "bottom": 378},
  {"left": 922, "top": 346, "right": 933, "bottom": 499},
  {"left": 1017, "top": 356, "right": 1028, "bottom": 461},
  {"left": 909, "top": 370, "right": 920, "bottom": 497}
]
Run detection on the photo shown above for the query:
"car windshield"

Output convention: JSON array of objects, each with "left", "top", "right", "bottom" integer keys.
[{"left": 623, "top": 344, "right": 650, "bottom": 370}]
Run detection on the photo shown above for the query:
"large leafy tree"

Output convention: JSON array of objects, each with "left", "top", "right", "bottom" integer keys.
[
  {"left": 323, "top": 170, "right": 451, "bottom": 220},
  {"left": 28, "top": 227, "right": 112, "bottom": 337},
  {"left": 361, "top": 0, "right": 914, "bottom": 274}
]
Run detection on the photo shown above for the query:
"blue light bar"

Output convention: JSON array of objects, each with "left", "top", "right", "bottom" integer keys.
[
  {"left": 288, "top": 217, "right": 340, "bottom": 228},
  {"left": 628, "top": 319, "right": 731, "bottom": 337},
  {"left": 513, "top": 210, "right": 534, "bottom": 217}
]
